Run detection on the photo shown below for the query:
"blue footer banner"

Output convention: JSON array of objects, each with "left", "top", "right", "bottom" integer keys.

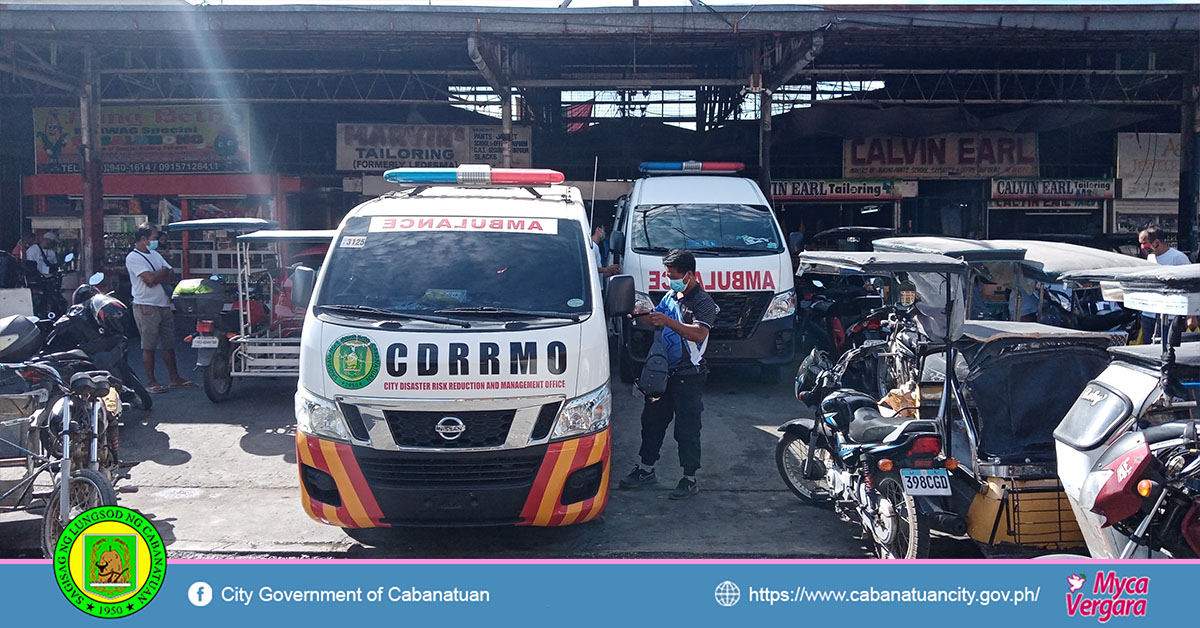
[{"left": 1, "top": 560, "right": 1196, "bottom": 625}]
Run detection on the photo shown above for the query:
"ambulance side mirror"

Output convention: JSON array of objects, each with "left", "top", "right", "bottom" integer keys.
[
  {"left": 606, "top": 274, "right": 635, "bottom": 317},
  {"left": 291, "top": 266, "right": 316, "bottom": 308},
  {"left": 610, "top": 230, "right": 625, "bottom": 256}
]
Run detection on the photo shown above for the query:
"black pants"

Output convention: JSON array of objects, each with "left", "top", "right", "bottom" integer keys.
[{"left": 638, "top": 370, "right": 707, "bottom": 475}]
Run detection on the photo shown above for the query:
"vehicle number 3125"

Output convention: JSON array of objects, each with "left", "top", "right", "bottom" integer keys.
[{"left": 899, "top": 469, "right": 951, "bottom": 495}]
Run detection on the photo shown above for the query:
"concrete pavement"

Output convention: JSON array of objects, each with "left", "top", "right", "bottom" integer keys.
[{"left": 1, "top": 342, "right": 887, "bottom": 558}]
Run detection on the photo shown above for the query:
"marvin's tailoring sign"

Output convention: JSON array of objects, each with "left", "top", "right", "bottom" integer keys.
[
  {"left": 844, "top": 133, "right": 1038, "bottom": 179},
  {"left": 34, "top": 105, "right": 251, "bottom": 175},
  {"left": 990, "top": 178, "right": 1115, "bottom": 200},
  {"left": 770, "top": 179, "right": 904, "bottom": 201},
  {"left": 336, "top": 124, "right": 531, "bottom": 172}
]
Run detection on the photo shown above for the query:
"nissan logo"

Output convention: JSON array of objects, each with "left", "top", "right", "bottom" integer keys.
[{"left": 435, "top": 416, "right": 466, "bottom": 440}]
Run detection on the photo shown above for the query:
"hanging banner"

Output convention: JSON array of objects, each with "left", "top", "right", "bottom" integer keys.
[
  {"left": 336, "top": 124, "right": 532, "bottom": 172},
  {"left": 844, "top": 133, "right": 1038, "bottom": 179},
  {"left": 990, "top": 178, "right": 1114, "bottom": 200},
  {"left": 33, "top": 105, "right": 252, "bottom": 175},
  {"left": 770, "top": 179, "right": 905, "bottom": 201},
  {"left": 1117, "top": 132, "right": 1180, "bottom": 199}
]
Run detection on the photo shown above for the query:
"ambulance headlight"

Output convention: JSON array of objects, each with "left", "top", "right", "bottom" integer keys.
[
  {"left": 295, "top": 388, "right": 351, "bottom": 442},
  {"left": 552, "top": 384, "right": 612, "bottom": 440},
  {"left": 762, "top": 288, "right": 796, "bottom": 321}
]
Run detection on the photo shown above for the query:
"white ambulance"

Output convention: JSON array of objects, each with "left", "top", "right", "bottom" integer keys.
[
  {"left": 289, "top": 165, "right": 633, "bottom": 533},
  {"left": 611, "top": 161, "right": 795, "bottom": 380}
]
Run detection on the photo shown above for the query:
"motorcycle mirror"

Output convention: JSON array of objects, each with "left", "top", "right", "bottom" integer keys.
[
  {"left": 88, "top": 271, "right": 105, "bottom": 286},
  {"left": 63, "top": 253, "right": 75, "bottom": 264},
  {"left": 812, "top": 279, "right": 825, "bottom": 289}
]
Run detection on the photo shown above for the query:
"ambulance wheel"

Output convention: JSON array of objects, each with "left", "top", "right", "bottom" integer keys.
[
  {"left": 342, "top": 526, "right": 402, "bottom": 547},
  {"left": 204, "top": 349, "right": 233, "bottom": 403},
  {"left": 618, "top": 350, "right": 637, "bottom": 384}
]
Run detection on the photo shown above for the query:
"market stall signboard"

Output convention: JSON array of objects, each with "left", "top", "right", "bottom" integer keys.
[
  {"left": 843, "top": 133, "right": 1038, "bottom": 179},
  {"left": 34, "top": 105, "right": 252, "bottom": 175}
]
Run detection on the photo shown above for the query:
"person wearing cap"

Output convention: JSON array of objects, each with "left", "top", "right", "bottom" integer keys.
[{"left": 26, "top": 231, "right": 58, "bottom": 276}]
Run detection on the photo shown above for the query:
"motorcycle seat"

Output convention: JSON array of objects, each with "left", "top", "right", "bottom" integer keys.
[
  {"left": 39, "top": 349, "right": 90, "bottom": 363},
  {"left": 1142, "top": 421, "right": 1197, "bottom": 446},
  {"left": 848, "top": 406, "right": 914, "bottom": 443}
]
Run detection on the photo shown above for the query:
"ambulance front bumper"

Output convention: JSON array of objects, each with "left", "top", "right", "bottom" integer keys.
[{"left": 297, "top": 429, "right": 610, "bottom": 527}]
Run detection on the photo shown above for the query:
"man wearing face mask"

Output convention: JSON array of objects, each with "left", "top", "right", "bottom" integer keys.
[
  {"left": 126, "top": 223, "right": 194, "bottom": 393},
  {"left": 619, "top": 249, "right": 719, "bottom": 499},
  {"left": 1137, "top": 225, "right": 1192, "bottom": 342}
]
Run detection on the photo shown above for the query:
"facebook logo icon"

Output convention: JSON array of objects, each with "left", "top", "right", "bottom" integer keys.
[{"left": 188, "top": 582, "right": 213, "bottom": 607}]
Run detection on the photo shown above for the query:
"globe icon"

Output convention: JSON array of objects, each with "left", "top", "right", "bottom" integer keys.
[{"left": 714, "top": 581, "right": 740, "bottom": 607}]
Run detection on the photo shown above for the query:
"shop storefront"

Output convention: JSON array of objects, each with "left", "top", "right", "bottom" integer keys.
[
  {"left": 843, "top": 132, "right": 1041, "bottom": 238},
  {"left": 1115, "top": 132, "right": 1181, "bottom": 243},
  {"left": 770, "top": 178, "right": 914, "bottom": 243},
  {"left": 987, "top": 178, "right": 1113, "bottom": 238}
]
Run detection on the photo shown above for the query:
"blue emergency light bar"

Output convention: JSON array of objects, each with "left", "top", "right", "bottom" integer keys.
[
  {"left": 638, "top": 161, "right": 745, "bottom": 174},
  {"left": 383, "top": 165, "right": 564, "bottom": 186}
]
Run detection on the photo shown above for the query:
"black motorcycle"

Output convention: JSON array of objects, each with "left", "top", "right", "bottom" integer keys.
[{"left": 777, "top": 343, "right": 956, "bottom": 559}]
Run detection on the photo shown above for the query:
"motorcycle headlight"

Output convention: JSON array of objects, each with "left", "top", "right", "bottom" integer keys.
[
  {"left": 551, "top": 385, "right": 612, "bottom": 440},
  {"left": 1080, "top": 468, "right": 1114, "bottom": 513},
  {"left": 295, "top": 388, "right": 351, "bottom": 442},
  {"left": 762, "top": 289, "right": 796, "bottom": 321}
]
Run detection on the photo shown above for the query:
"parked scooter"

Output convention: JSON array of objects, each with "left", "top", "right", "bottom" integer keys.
[
  {"left": 778, "top": 342, "right": 953, "bottom": 559},
  {"left": 27, "top": 252, "right": 75, "bottom": 320}
]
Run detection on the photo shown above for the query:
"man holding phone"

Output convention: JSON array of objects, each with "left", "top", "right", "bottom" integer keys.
[{"left": 619, "top": 249, "right": 718, "bottom": 499}]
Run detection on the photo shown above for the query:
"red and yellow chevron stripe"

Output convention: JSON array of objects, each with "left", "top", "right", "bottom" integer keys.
[
  {"left": 296, "top": 432, "right": 386, "bottom": 528},
  {"left": 296, "top": 428, "right": 610, "bottom": 528},
  {"left": 517, "top": 428, "right": 610, "bottom": 527}
]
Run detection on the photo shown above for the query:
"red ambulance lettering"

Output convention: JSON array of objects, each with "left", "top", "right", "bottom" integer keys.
[
  {"left": 381, "top": 218, "right": 397, "bottom": 230},
  {"left": 398, "top": 218, "right": 414, "bottom": 229}
]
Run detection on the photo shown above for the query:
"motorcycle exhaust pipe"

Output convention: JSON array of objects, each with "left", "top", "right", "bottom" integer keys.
[{"left": 929, "top": 512, "right": 967, "bottom": 536}]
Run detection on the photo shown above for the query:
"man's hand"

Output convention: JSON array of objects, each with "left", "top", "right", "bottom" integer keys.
[{"left": 645, "top": 311, "right": 672, "bottom": 328}]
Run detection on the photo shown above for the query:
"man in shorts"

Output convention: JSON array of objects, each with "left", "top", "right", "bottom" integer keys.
[{"left": 125, "top": 223, "right": 194, "bottom": 393}]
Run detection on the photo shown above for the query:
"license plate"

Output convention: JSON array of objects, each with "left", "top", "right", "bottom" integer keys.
[
  {"left": 900, "top": 468, "right": 951, "bottom": 496},
  {"left": 192, "top": 336, "right": 219, "bottom": 349}
]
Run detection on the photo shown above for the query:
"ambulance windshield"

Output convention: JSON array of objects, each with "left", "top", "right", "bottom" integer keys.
[
  {"left": 632, "top": 204, "right": 782, "bottom": 255},
  {"left": 315, "top": 216, "right": 592, "bottom": 318}
]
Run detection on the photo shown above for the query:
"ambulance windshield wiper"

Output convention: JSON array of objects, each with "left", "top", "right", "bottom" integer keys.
[
  {"left": 436, "top": 306, "right": 581, "bottom": 322},
  {"left": 318, "top": 304, "right": 471, "bottom": 328}
]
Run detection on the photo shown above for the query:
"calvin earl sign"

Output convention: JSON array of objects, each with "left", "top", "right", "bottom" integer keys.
[{"left": 844, "top": 133, "right": 1038, "bottom": 179}]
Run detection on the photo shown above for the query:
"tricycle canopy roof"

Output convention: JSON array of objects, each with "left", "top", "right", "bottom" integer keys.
[
  {"left": 168, "top": 218, "right": 279, "bottom": 233},
  {"left": 236, "top": 229, "right": 336, "bottom": 244},
  {"left": 988, "top": 239, "right": 1152, "bottom": 282},
  {"left": 794, "top": 251, "right": 969, "bottom": 276},
  {"left": 873, "top": 236, "right": 1027, "bottom": 264},
  {"left": 1060, "top": 263, "right": 1200, "bottom": 315}
]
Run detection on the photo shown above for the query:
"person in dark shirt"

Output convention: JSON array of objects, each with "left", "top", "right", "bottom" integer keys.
[{"left": 619, "top": 249, "right": 719, "bottom": 499}]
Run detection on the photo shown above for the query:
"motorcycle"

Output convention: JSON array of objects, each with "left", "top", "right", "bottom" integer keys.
[
  {"left": 35, "top": 272, "right": 152, "bottom": 411},
  {"left": 1055, "top": 263, "right": 1200, "bottom": 558},
  {"left": 0, "top": 357, "right": 121, "bottom": 557},
  {"left": 777, "top": 341, "right": 952, "bottom": 559},
  {"left": 26, "top": 252, "right": 74, "bottom": 320}
]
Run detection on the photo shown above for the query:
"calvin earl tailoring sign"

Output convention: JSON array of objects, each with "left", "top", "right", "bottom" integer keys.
[{"left": 844, "top": 133, "right": 1038, "bottom": 179}]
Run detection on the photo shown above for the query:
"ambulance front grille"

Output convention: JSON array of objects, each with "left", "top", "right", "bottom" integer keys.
[
  {"left": 355, "top": 449, "right": 546, "bottom": 488},
  {"left": 649, "top": 290, "right": 771, "bottom": 340}
]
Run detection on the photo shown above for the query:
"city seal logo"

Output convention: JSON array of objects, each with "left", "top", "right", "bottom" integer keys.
[
  {"left": 326, "top": 334, "right": 381, "bottom": 389},
  {"left": 53, "top": 506, "right": 166, "bottom": 618}
]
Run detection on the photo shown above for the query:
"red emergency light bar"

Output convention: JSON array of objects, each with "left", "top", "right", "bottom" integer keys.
[
  {"left": 384, "top": 165, "right": 565, "bottom": 186},
  {"left": 638, "top": 161, "right": 745, "bottom": 174}
]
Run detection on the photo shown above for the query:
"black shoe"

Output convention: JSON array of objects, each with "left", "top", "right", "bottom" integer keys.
[
  {"left": 618, "top": 465, "right": 657, "bottom": 489},
  {"left": 669, "top": 477, "right": 698, "bottom": 500}
]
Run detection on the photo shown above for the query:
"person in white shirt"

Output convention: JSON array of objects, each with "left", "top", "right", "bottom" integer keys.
[
  {"left": 590, "top": 223, "right": 621, "bottom": 279},
  {"left": 125, "top": 223, "right": 194, "bottom": 393},
  {"left": 1138, "top": 224, "right": 1192, "bottom": 342},
  {"left": 25, "top": 231, "right": 58, "bottom": 276},
  {"left": 1139, "top": 225, "right": 1191, "bottom": 266}
]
